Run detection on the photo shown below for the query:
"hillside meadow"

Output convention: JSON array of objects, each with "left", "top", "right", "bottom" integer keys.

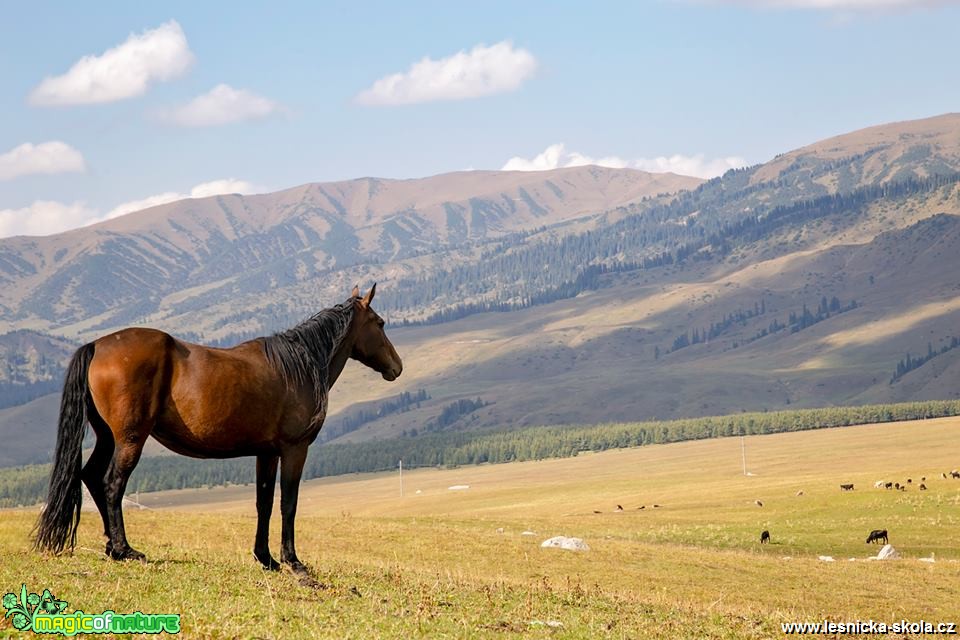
[{"left": 2, "top": 417, "right": 960, "bottom": 638}]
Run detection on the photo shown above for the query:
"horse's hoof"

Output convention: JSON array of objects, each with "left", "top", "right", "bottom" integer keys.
[
  {"left": 110, "top": 547, "right": 146, "bottom": 562},
  {"left": 288, "top": 561, "right": 309, "bottom": 575},
  {"left": 254, "top": 551, "right": 280, "bottom": 571},
  {"left": 104, "top": 541, "right": 113, "bottom": 557}
]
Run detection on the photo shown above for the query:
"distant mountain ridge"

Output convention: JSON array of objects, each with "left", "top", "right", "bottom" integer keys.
[
  {"left": 0, "top": 166, "right": 701, "bottom": 334},
  {"left": 3, "top": 113, "right": 960, "bottom": 467}
]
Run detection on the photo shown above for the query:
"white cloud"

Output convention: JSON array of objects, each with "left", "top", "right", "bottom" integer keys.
[
  {"left": 356, "top": 41, "right": 537, "bottom": 106},
  {"left": 0, "top": 201, "right": 95, "bottom": 238},
  {"left": 0, "top": 178, "right": 264, "bottom": 239},
  {"left": 103, "top": 192, "right": 183, "bottom": 220},
  {"left": 188, "top": 178, "right": 262, "bottom": 198},
  {"left": 503, "top": 144, "right": 632, "bottom": 171},
  {"left": 0, "top": 142, "right": 86, "bottom": 180},
  {"left": 160, "top": 84, "right": 281, "bottom": 127},
  {"left": 105, "top": 178, "right": 264, "bottom": 219},
  {"left": 632, "top": 154, "right": 748, "bottom": 178},
  {"left": 699, "top": 0, "right": 958, "bottom": 9},
  {"left": 501, "top": 143, "right": 746, "bottom": 179},
  {"left": 29, "top": 21, "right": 193, "bottom": 106}
]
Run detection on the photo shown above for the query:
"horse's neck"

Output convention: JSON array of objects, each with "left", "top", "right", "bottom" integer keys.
[{"left": 326, "top": 330, "right": 354, "bottom": 388}]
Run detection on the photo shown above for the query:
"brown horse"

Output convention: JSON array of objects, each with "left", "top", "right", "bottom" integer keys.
[{"left": 34, "top": 285, "right": 402, "bottom": 574}]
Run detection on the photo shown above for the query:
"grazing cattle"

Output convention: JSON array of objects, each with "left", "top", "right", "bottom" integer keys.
[
  {"left": 840, "top": 484, "right": 854, "bottom": 491},
  {"left": 637, "top": 505, "right": 646, "bottom": 510},
  {"left": 616, "top": 505, "right": 624, "bottom": 511},
  {"left": 920, "top": 484, "right": 927, "bottom": 491},
  {"left": 755, "top": 500, "right": 763, "bottom": 507},
  {"left": 760, "top": 530, "right": 770, "bottom": 544},
  {"left": 899, "top": 486, "right": 907, "bottom": 491},
  {"left": 874, "top": 481, "right": 884, "bottom": 488},
  {"left": 895, "top": 482, "right": 901, "bottom": 490},
  {"left": 884, "top": 482, "right": 893, "bottom": 489},
  {"left": 921, "top": 476, "right": 926, "bottom": 482},
  {"left": 866, "top": 529, "right": 888, "bottom": 545},
  {"left": 943, "top": 473, "right": 949, "bottom": 479},
  {"left": 952, "top": 470, "right": 960, "bottom": 479},
  {"left": 796, "top": 490, "right": 804, "bottom": 496},
  {"left": 652, "top": 504, "right": 661, "bottom": 508},
  {"left": 907, "top": 478, "right": 912, "bottom": 484},
  {"left": 593, "top": 510, "right": 602, "bottom": 514}
]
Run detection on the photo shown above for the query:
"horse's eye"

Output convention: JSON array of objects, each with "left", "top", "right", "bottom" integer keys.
[{"left": 377, "top": 319, "right": 385, "bottom": 328}]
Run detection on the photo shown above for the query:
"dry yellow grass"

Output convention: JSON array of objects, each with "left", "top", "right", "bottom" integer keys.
[{"left": 4, "top": 418, "right": 958, "bottom": 637}]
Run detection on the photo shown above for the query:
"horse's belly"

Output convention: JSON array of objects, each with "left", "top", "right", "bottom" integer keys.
[{"left": 151, "top": 404, "right": 281, "bottom": 458}]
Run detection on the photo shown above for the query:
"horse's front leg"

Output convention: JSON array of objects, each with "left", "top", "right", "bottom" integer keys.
[
  {"left": 279, "top": 445, "right": 309, "bottom": 573},
  {"left": 253, "top": 454, "right": 280, "bottom": 570}
]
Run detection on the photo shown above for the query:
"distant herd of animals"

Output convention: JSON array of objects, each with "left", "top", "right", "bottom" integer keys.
[{"left": 759, "top": 470, "right": 960, "bottom": 546}]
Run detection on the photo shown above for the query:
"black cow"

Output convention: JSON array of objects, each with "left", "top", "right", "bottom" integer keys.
[
  {"left": 884, "top": 482, "right": 893, "bottom": 489},
  {"left": 866, "top": 529, "right": 888, "bottom": 544},
  {"left": 840, "top": 483, "right": 854, "bottom": 491},
  {"left": 952, "top": 471, "right": 960, "bottom": 479},
  {"left": 760, "top": 530, "right": 770, "bottom": 544},
  {"left": 920, "top": 483, "right": 927, "bottom": 491}
]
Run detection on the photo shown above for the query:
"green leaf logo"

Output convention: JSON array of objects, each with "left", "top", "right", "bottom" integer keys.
[{"left": 3, "top": 584, "right": 69, "bottom": 632}]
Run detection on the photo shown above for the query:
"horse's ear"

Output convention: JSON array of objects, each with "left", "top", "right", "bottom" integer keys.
[
  {"left": 361, "top": 282, "right": 377, "bottom": 308},
  {"left": 351, "top": 284, "right": 360, "bottom": 298}
]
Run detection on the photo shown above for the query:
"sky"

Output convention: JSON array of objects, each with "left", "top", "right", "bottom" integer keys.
[{"left": 1, "top": 0, "right": 959, "bottom": 238}]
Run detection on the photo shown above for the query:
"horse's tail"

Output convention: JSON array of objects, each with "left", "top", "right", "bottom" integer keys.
[{"left": 34, "top": 342, "right": 96, "bottom": 554}]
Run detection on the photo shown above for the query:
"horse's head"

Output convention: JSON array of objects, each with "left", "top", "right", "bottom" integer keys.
[{"left": 349, "top": 284, "right": 403, "bottom": 381}]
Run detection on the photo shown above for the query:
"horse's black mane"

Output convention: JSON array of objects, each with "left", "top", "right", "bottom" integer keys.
[{"left": 260, "top": 298, "right": 356, "bottom": 410}]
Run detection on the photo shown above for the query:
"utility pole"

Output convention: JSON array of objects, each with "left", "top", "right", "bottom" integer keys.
[
  {"left": 399, "top": 459, "right": 403, "bottom": 497},
  {"left": 741, "top": 436, "right": 747, "bottom": 476}
]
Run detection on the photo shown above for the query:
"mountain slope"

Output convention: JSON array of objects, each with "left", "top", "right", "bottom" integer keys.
[
  {"left": 0, "top": 167, "right": 701, "bottom": 332},
  {"left": 3, "top": 114, "right": 960, "bottom": 466}
]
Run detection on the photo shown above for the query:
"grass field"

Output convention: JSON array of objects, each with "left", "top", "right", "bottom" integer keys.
[{"left": 3, "top": 417, "right": 960, "bottom": 638}]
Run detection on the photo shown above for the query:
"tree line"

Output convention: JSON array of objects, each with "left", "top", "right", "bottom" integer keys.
[
  {"left": 891, "top": 336, "right": 960, "bottom": 384},
  {"left": 3, "top": 399, "right": 959, "bottom": 507}
]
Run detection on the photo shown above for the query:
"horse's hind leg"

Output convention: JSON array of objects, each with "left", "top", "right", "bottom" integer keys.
[
  {"left": 104, "top": 439, "right": 148, "bottom": 561},
  {"left": 81, "top": 406, "right": 115, "bottom": 556},
  {"left": 253, "top": 454, "right": 280, "bottom": 570}
]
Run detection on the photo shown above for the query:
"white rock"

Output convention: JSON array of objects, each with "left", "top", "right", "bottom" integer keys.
[
  {"left": 447, "top": 485, "right": 470, "bottom": 491},
  {"left": 818, "top": 555, "right": 835, "bottom": 562},
  {"left": 521, "top": 531, "right": 536, "bottom": 536},
  {"left": 530, "top": 620, "right": 564, "bottom": 628},
  {"left": 875, "top": 544, "right": 900, "bottom": 560},
  {"left": 541, "top": 536, "right": 590, "bottom": 551}
]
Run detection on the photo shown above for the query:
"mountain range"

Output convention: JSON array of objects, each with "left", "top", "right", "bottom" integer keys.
[{"left": 2, "top": 112, "right": 960, "bottom": 466}]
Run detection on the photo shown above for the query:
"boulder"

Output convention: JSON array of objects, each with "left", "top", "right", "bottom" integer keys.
[
  {"left": 541, "top": 536, "right": 590, "bottom": 551},
  {"left": 875, "top": 544, "right": 900, "bottom": 560}
]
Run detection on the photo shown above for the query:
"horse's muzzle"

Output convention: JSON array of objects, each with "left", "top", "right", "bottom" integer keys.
[{"left": 382, "top": 365, "right": 402, "bottom": 381}]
